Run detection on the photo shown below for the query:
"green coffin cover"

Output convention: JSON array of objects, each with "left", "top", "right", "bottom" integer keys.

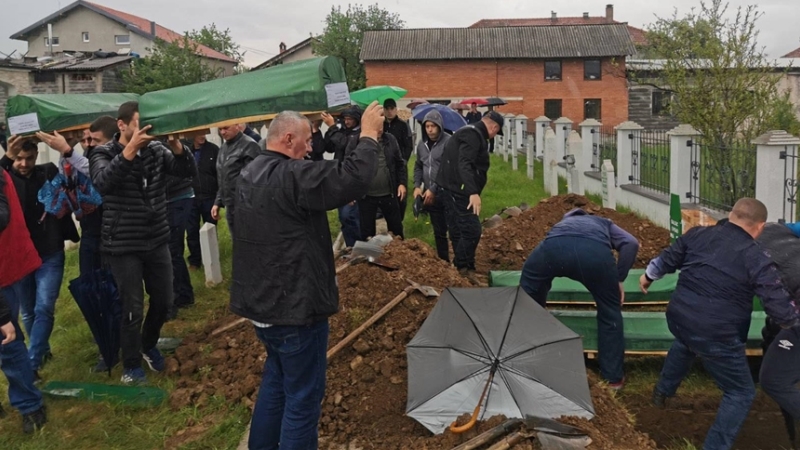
[
  {"left": 138, "top": 56, "right": 349, "bottom": 135},
  {"left": 6, "top": 93, "right": 139, "bottom": 133},
  {"left": 552, "top": 310, "right": 766, "bottom": 352}
]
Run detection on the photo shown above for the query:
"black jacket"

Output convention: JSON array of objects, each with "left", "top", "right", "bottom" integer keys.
[
  {"left": 215, "top": 132, "right": 261, "bottom": 209},
  {"left": 89, "top": 135, "right": 195, "bottom": 254},
  {"left": 0, "top": 290, "right": 10, "bottom": 327},
  {"left": 346, "top": 132, "right": 406, "bottom": 197},
  {"left": 384, "top": 117, "right": 413, "bottom": 161},
  {"left": 309, "top": 130, "right": 325, "bottom": 161},
  {"left": 324, "top": 123, "right": 361, "bottom": 162},
  {"left": 435, "top": 121, "right": 491, "bottom": 197},
  {"left": 465, "top": 111, "right": 482, "bottom": 124},
  {"left": 230, "top": 137, "right": 379, "bottom": 326},
  {"left": 189, "top": 141, "right": 219, "bottom": 200},
  {"left": 0, "top": 156, "right": 79, "bottom": 257}
]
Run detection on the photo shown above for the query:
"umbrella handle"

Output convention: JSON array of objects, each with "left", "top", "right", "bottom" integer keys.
[{"left": 449, "top": 370, "right": 495, "bottom": 434}]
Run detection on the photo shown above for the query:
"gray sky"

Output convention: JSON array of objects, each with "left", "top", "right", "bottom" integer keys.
[{"left": 1, "top": 0, "right": 798, "bottom": 67}]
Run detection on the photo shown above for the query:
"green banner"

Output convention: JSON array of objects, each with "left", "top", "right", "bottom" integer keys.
[{"left": 669, "top": 193, "right": 682, "bottom": 242}]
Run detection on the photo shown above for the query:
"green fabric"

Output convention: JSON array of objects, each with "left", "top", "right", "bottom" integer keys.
[
  {"left": 138, "top": 56, "right": 348, "bottom": 135},
  {"left": 551, "top": 310, "right": 766, "bottom": 352},
  {"left": 5, "top": 93, "right": 139, "bottom": 134},
  {"left": 41, "top": 381, "right": 166, "bottom": 407},
  {"left": 350, "top": 85, "right": 407, "bottom": 108}
]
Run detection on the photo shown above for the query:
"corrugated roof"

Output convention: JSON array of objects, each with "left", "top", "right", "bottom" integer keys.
[
  {"left": 38, "top": 55, "right": 133, "bottom": 71},
  {"left": 361, "top": 24, "right": 636, "bottom": 61},
  {"left": 470, "top": 18, "right": 647, "bottom": 46}
]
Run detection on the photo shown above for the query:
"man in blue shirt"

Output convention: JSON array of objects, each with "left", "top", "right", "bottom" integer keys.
[
  {"left": 641, "top": 198, "right": 800, "bottom": 450},
  {"left": 520, "top": 208, "right": 640, "bottom": 389}
]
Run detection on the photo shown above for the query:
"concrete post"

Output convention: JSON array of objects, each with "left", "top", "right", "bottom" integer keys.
[
  {"left": 200, "top": 223, "right": 223, "bottom": 287},
  {"left": 504, "top": 114, "right": 515, "bottom": 163},
  {"left": 579, "top": 119, "right": 602, "bottom": 175},
  {"left": 567, "top": 131, "right": 584, "bottom": 195},
  {"left": 753, "top": 130, "right": 800, "bottom": 223},
  {"left": 615, "top": 121, "right": 644, "bottom": 186},
  {"left": 601, "top": 160, "right": 616, "bottom": 209},
  {"left": 667, "top": 124, "right": 702, "bottom": 202},
  {"left": 534, "top": 116, "right": 550, "bottom": 159},
  {"left": 526, "top": 133, "right": 535, "bottom": 179},
  {"left": 514, "top": 115, "right": 527, "bottom": 171},
  {"left": 544, "top": 128, "right": 559, "bottom": 196},
  {"left": 554, "top": 117, "right": 573, "bottom": 162}
]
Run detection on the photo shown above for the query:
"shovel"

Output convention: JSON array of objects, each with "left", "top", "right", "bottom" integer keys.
[{"left": 449, "top": 416, "right": 588, "bottom": 450}]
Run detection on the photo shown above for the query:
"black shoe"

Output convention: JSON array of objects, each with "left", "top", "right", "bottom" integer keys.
[
  {"left": 22, "top": 406, "right": 47, "bottom": 434},
  {"left": 651, "top": 387, "right": 667, "bottom": 408}
]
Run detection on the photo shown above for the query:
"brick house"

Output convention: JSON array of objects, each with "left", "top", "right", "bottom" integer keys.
[{"left": 361, "top": 24, "right": 636, "bottom": 127}]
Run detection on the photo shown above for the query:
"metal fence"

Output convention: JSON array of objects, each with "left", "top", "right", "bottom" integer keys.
[
  {"left": 630, "top": 130, "right": 671, "bottom": 194},
  {"left": 781, "top": 145, "right": 799, "bottom": 222},
  {"left": 592, "top": 126, "right": 617, "bottom": 172},
  {"left": 687, "top": 139, "right": 757, "bottom": 211}
]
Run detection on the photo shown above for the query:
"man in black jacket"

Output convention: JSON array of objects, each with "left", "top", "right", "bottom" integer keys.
[
  {"left": 232, "top": 102, "right": 383, "bottom": 450},
  {"left": 435, "top": 111, "right": 503, "bottom": 274},
  {"left": 90, "top": 101, "right": 195, "bottom": 385},
  {"left": 186, "top": 135, "right": 219, "bottom": 269},
  {"left": 323, "top": 106, "right": 363, "bottom": 247},
  {"left": 211, "top": 125, "right": 261, "bottom": 238},
  {"left": 355, "top": 131, "right": 406, "bottom": 240},
  {"left": 165, "top": 148, "right": 198, "bottom": 315},
  {"left": 383, "top": 99, "right": 413, "bottom": 219}
]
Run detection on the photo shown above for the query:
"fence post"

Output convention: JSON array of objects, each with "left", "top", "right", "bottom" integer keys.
[
  {"left": 567, "top": 131, "right": 584, "bottom": 195},
  {"left": 534, "top": 116, "right": 551, "bottom": 159},
  {"left": 601, "top": 160, "right": 616, "bottom": 209},
  {"left": 200, "top": 223, "right": 223, "bottom": 287},
  {"left": 667, "top": 124, "right": 702, "bottom": 203},
  {"left": 544, "top": 127, "right": 559, "bottom": 196},
  {"left": 615, "top": 121, "right": 644, "bottom": 186},
  {"left": 526, "top": 133, "right": 535, "bottom": 179},
  {"left": 579, "top": 119, "right": 602, "bottom": 176},
  {"left": 504, "top": 114, "right": 515, "bottom": 163},
  {"left": 753, "top": 130, "right": 800, "bottom": 223},
  {"left": 514, "top": 114, "right": 527, "bottom": 171},
  {"left": 554, "top": 117, "right": 573, "bottom": 163}
]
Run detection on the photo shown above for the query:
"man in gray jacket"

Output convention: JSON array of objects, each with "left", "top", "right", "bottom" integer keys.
[
  {"left": 413, "top": 110, "right": 451, "bottom": 261},
  {"left": 211, "top": 124, "right": 261, "bottom": 237}
]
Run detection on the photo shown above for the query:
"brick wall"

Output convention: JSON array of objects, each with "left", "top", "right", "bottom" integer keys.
[{"left": 365, "top": 57, "right": 630, "bottom": 127}]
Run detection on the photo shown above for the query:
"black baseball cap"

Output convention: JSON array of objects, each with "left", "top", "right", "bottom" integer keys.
[
  {"left": 383, "top": 98, "right": 397, "bottom": 108},
  {"left": 484, "top": 111, "right": 504, "bottom": 135}
]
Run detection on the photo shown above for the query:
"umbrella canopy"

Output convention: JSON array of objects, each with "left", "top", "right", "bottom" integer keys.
[
  {"left": 350, "top": 85, "right": 407, "bottom": 108},
  {"left": 406, "top": 99, "right": 429, "bottom": 110},
  {"left": 461, "top": 97, "right": 508, "bottom": 107},
  {"left": 448, "top": 102, "right": 469, "bottom": 111},
  {"left": 68, "top": 268, "right": 122, "bottom": 374},
  {"left": 407, "top": 287, "right": 594, "bottom": 434},
  {"left": 37, "top": 163, "right": 102, "bottom": 220},
  {"left": 412, "top": 103, "right": 467, "bottom": 133}
]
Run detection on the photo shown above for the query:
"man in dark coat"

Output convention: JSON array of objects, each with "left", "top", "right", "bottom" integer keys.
[
  {"left": 185, "top": 135, "right": 219, "bottom": 270},
  {"left": 211, "top": 124, "right": 261, "bottom": 237},
  {"left": 413, "top": 110, "right": 451, "bottom": 261},
  {"left": 322, "top": 106, "right": 363, "bottom": 247},
  {"left": 354, "top": 130, "right": 406, "bottom": 240},
  {"left": 231, "top": 102, "right": 383, "bottom": 450},
  {"left": 383, "top": 99, "right": 413, "bottom": 219}
]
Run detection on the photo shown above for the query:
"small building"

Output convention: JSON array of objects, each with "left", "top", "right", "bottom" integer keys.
[
  {"left": 361, "top": 23, "right": 635, "bottom": 127},
  {"left": 253, "top": 37, "right": 317, "bottom": 70}
]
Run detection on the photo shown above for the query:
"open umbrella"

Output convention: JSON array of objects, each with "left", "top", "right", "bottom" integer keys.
[
  {"left": 68, "top": 268, "right": 122, "bottom": 375},
  {"left": 407, "top": 287, "right": 594, "bottom": 434},
  {"left": 406, "top": 99, "right": 429, "bottom": 110},
  {"left": 412, "top": 103, "right": 467, "bottom": 133},
  {"left": 461, "top": 97, "right": 508, "bottom": 107},
  {"left": 448, "top": 102, "right": 469, "bottom": 111},
  {"left": 37, "top": 162, "right": 102, "bottom": 220},
  {"left": 350, "top": 85, "right": 407, "bottom": 108}
]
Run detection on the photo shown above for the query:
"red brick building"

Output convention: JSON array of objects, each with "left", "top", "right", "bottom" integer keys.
[{"left": 361, "top": 24, "right": 636, "bottom": 128}]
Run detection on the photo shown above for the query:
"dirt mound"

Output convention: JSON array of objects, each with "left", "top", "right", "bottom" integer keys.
[{"left": 475, "top": 194, "right": 671, "bottom": 273}]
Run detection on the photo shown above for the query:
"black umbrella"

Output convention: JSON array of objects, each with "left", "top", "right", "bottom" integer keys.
[
  {"left": 412, "top": 195, "right": 425, "bottom": 220},
  {"left": 68, "top": 268, "right": 121, "bottom": 374}
]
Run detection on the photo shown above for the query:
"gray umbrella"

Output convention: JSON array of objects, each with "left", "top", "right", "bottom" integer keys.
[{"left": 407, "top": 287, "right": 594, "bottom": 434}]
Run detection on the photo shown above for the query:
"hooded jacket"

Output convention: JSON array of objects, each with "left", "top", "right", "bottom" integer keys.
[
  {"left": 435, "top": 121, "right": 491, "bottom": 197},
  {"left": 215, "top": 132, "right": 261, "bottom": 209},
  {"left": 324, "top": 106, "right": 362, "bottom": 162},
  {"left": 414, "top": 110, "right": 451, "bottom": 194},
  {"left": 758, "top": 222, "right": 800, "bottom": 343}
]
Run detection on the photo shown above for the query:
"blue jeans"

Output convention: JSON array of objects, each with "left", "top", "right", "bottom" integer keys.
[
  {"left": 657, "top": 320, "right": 755, "bottom": 450},
  {"left": 3, "top": 251, "right": 65, "bottom": 371},
  {"left": 249, "top": 320, "right": 328, "bottom": 450},
  {"left": 168, "top": 198, "right": 194, "bottom": 306},
  {"left": 0, "top": 320, "right": 43, "bottom": 415},
  {"left": 186, "top": 198, "right": 217, "bottom": 268},
  {"left": 338, "top": 203, "right": 360, "bottom": 247},
  {"left": 520, "top": 236, "right": 624, "bottom": 383}
]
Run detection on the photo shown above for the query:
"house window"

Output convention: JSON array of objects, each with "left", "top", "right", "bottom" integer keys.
[
  {"left": 82, "top": 32, "right": 90, "bottom": 42},
  {"left": 33, "top": 72, "right": 56, "bottom": 83},
  {"left": 584, "top": 99, "right": 602, "bottom": 120},
  {"left": 584, "top": 59, "right": 601, "bottom": 80},
  {"left": 44, "top": 37, "right": 60, "bottom": 47},
  {"left": 544, "top": 60, "right": 562, "bottom": 81},
  {"left": 544, "top": 99, "right": 562, "bottom": 119},
  {"left": 115, "top": 35, "right": 130, "bottom": 45},
  {"left": 652, "top": 90, "right": 673, "bottom": 115}
]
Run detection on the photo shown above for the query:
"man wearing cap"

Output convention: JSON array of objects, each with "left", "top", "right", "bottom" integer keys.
[
  {"left": 383, "top": 99, "right": 413, "bottom": 219},
  {"left": 435, "top": 111, "right": 503, "bottom": 276}
]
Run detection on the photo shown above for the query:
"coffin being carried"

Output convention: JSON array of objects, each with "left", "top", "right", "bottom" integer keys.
[{"left": 5, "top": 93, "right": 139, "bottom": 136}]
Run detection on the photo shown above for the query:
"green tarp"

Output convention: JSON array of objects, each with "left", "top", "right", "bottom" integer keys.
[
  {"left": 6, "top": 93, "right": 139, "bottom": 134},
  {"left": 138, "top": 56, "right": 349, "bottom": 135},
  {"left": 41, "top": 381, "right": 166, "bottom": 407},
  {"left": 552, "top": 310, "right": 766, "bottom": 352}
]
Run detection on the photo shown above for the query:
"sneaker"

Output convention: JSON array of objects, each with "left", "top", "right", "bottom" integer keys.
[
  {"left": 120, "top": 367, "right": 148, "bottom": 385},
  {"left": 651, "top": 387, "right": 668, "bottom": 408},
  {"left": 608, "top": 377, "right": 625, "bottom": 392},
  {"left": 142, "top": 348, "right": 165, "bottom": 372},
  {"left": 22, "top": 406, "right": 47, "bottom": 434}
]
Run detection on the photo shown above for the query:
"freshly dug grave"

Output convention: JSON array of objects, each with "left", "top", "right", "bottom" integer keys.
[{"left": 475, "top": 194, "right": 671, "bottom": 274}]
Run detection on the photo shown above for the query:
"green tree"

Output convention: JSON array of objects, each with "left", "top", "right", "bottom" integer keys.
[
  {"left": 187, "top": 23, "right": 243, "bottom": 63},
  {"left": 122, "top": 36, "right": 222, "bottom": 95},
  {"left": 313, "top": 4, "right": 404, "bottom": 90}
]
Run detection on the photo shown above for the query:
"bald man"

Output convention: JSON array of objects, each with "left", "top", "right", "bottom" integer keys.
[{"left": 641, "top": 198, "right": 800, "bottom": 450}]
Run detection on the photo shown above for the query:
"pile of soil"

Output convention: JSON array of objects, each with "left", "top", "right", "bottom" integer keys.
[{"left": 475, "top": 194, "right": 671, "bottom": 273}]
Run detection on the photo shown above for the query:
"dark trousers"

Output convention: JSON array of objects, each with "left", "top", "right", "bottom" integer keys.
[
  {"left": 168, "top": 198, "right": 194, "bottom": 306},
  {"left": 226, "top": 207, "right": 236, "bottom": 239},
  {"left": 520, "top": 236, "right": 624, "bottom": 383},
  {"left": 337, "top": 203, "right": 360, "bottom": 247},
  {"left": 761, "top": 327, "right": 800, "bottom": 419},
  {"left": 106, "top": 244, "right": 173, "bottom": 370},
  {"left": 186, "top": 197, "right": 217, "bottom": 268},
  {"left": 249, "top": 320, "right": 328, "bottom": 450},
  {"left": 425, "top": 194, "right": 450, "bottom": 262},
  {"left": 79, "top": 233, "right": 102, "bottom": 277},
  {"left": 358, "top": 195, "right": 404, "bottom": 241},
  {"left": 441, "top": 189, "right": 481, "bottom": 270},
  {"left": 657, "top": 320, "right": 755, "bottom": 450}
]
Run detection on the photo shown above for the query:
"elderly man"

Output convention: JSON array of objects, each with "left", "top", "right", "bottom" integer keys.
[
  {"left": 413, "top": 110, "right": 452, "bottom": 261},
  {"left": 211, "top": 124, "right": 261, "bottom": 237},
  {"left": 642, "top": 198, "right": 800, "bottom": 450},
  {"left": 231, "top": 102, "right": 383, "bottom": 449}
]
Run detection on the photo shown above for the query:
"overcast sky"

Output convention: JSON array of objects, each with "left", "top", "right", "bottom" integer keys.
[{"left": 1, "top": 0, "right": 798, "bottom": 67}]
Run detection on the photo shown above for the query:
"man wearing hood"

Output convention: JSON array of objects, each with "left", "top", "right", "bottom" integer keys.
[
  {"left": 520, "top": 208, "right": 639, "bottom": 390},
  {"left": 413, "top": 110, "right": 451, "bottom": 261},
  {"left": 322, "top": 106, "right": 363, "bottom": 247}
]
